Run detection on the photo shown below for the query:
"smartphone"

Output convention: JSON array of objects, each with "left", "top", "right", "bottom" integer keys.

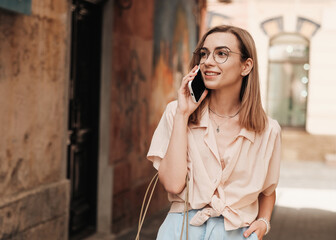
[{"left": 188, "top": 65, "right": 206, "bottom": 103}]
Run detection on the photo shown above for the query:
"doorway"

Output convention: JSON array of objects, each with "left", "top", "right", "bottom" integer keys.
[
  {"left": 67, "top": 0, "right": 104, "bottom": 238},
  {"left": 267, "top": 33, "right": 309, "bottom": 128}
]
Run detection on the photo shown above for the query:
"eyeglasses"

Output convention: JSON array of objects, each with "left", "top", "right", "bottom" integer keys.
[{"left": 196, "top": 47, "right": 242, "bottom": 64}]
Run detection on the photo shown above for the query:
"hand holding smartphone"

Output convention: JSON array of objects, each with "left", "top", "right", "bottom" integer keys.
[{"left": 188, "top": 65, "right": 206, "bottom": 103}]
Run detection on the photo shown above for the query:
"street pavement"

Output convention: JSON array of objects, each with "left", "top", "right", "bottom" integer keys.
[
  {"left": 86, "top": 160, "right": 336, "bottom": 240},
  {"left": 264, "top": 160, "right": 336, "bottom": 240}
]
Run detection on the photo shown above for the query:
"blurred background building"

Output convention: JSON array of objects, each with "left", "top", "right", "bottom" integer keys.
[
  {"left": 0, "top": 0, "right": 335, "bottom": 240},
  {"left": 206, "top": 1, "right": 336, "bottom": 240},
  {"left": 207, "top": 0, "right": 336, "bottom": 164}
]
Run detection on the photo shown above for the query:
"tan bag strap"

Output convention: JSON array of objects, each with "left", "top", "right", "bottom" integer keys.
[
  {"left": 135, "top": 172, "right": 159, "bottom": 240},
  {"left": 135, "top": 173, "right": 189, "bottom": 240},
  {"left": 179, "top": 175, "right": 189, "bottom": 240}
]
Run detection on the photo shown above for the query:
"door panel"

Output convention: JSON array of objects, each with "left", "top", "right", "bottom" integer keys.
[
  {"left": 267, "top": 34, "right": 309, "bottom": 128},
  {"left": 267, "top": 62, "right": 308, "bottom": 127},
  {"left": 68, "top": 0, "right": 103, "bottom": 238}
]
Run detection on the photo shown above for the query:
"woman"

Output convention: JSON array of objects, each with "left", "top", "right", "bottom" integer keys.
[{"left": 147, "top": 25, "right": 281, "bottom": 240}]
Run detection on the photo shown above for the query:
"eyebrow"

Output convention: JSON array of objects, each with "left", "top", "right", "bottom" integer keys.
[{"left": 201, "top": 46, "right": 231, "bottom": 51}]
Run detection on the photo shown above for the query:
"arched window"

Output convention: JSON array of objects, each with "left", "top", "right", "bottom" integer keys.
[{"left": 267, "top": 33, "right": 309, "bottom": 128}]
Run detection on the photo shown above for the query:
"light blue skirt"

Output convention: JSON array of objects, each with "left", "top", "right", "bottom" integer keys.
[{"left": 157, "top": 210, "right": 258, "bottom": 240}]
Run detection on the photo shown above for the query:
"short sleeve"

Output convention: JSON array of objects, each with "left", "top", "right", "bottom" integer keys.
[
  {"left": 262, "top": 121, "right": 282, "bottom": 196},
  {"left": 147, "top": 101, "right": 177, "bottom": 170}
]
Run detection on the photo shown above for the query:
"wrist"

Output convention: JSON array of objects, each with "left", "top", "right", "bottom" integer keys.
[
  {"left": 175, "top": 108, "right": 190, "bottom": 121},
  {"left": 256, "top": 217, "right": 271, "bottom": 235}
]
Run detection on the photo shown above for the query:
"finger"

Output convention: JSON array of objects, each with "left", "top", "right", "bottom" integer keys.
[
  {"left": 184, "top": 66, "right": 199, "bottom": 78},
  {"left": 182, "top": 74, "right": 195, "bottom": 84},
  {"left": 243, "top": 226, "right": 255, "bottom": 238},
  {"left": 188, "top": 73, "right": 197, "bottom": 79},
  {"left": 188, "top": 66, "right": 199, "bottom": 76},
  {"left": 182, "top": 75, "right": 194, "bottom": 86},
  {"left": 192, "top": 65, "right": 198, "bottom": 72},
  {"left": 183, "top": 71, "right": 196, "bottom": 80},
  {"left": 181, "top": 76, "right": 191, "bottom": 87},
  {"left": 182, "top": 67, "right": 199, "bottom": 86},
  {"left": 181, "top": 77, "right": 191, "bottom": 86},
  {"left": 179, "top": 79, "right": 192, "bottom": 94},
  {"left": 191, "top": 67, "right": 199, "bottom": 75}
]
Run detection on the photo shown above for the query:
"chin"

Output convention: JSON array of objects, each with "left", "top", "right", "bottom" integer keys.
[{"left": 204, "top": 81, "right": 218, "bottom": 90}]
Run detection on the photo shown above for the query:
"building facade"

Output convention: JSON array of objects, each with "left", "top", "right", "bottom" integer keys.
[
  {"left": 0, "top": 0, "right": 206, "bottom": 239},
  {"left": 207, "top": 0, "right": 336, "bottom": 162}
]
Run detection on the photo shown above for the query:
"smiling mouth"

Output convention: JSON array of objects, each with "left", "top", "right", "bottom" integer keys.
[{"left": 205, "top": 72, "right": 220, "bottom": 76}]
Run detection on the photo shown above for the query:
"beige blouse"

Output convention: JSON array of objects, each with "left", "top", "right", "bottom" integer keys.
[{"left": 147, "top": 101, "right": 281, "bottom": 231}]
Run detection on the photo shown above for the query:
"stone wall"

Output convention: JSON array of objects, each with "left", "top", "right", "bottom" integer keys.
[
  {"left": 0, "top": 0, "right": 70, "bottom": 239},
  {"left": 0, "top": 181, "right": 69, "bottom": 239},
  {"left": 110, "top": 0, "right": 201, "bottom": 233}
]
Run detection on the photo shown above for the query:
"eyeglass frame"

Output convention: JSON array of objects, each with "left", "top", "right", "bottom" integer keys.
[{"left": 194, "top": 46, "right": 244, "bottom": 64}]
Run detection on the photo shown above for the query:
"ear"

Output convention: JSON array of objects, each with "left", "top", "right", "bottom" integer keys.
[{"left": 241, "top": 58, "right": 253, "bottom": 77}]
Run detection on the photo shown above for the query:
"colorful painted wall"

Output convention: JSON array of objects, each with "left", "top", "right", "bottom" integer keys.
[{"left": 110, "top": 0, "right": 202, "bottom": 233}]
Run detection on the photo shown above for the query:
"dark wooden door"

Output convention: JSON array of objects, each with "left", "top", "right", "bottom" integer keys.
[{"left": 68, "top": 0, "right": 103, "bottom": 238}]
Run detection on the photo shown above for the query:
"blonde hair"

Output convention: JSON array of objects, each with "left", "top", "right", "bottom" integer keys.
[{"left": 188, "top": 25, "right": 267, "bottom": 133}]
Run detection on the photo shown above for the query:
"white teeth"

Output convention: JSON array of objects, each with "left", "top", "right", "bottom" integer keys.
[{"left": 205, "top": 72, "right": 219, "bottom": 76}]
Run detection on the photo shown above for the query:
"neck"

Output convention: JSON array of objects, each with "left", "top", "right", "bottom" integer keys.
[{"left": 209, "top": 87, "right": 241, "bottom": 116}]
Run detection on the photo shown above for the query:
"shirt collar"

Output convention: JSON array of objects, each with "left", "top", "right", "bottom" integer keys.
[{"left": 238, "top": 128, "right": 255, "bottom": 143}]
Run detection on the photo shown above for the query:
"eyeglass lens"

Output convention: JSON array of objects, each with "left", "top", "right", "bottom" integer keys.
[{"left": 199, "top": 48, "right": 230, "bottom": 64}]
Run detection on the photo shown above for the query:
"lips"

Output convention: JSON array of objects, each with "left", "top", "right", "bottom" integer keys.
[{"left": 204, "top": 71, "right": 220, "bottom": 76}]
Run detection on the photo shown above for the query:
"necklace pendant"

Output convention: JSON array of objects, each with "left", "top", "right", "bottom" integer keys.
[{"left": 216, "top": 127, "right": 220, "bottom": 133}]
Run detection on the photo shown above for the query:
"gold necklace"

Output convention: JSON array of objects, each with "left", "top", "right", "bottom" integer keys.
[
  {"left": 210, "top": 115, "right": 224, "bottom": 133},
  {"left": 209, "top": 106, "right": 241, "bottom": 119},
  {"left": 209, "top": 107, "right": 240, "bottom": 133}
]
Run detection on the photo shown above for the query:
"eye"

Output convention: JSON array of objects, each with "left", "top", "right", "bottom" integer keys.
[
  {"left": 199, "top": 50, "right": 208, "bottom": 58},
  {"left": 215, "top": 49, "right": 229, "bottom": 58}
]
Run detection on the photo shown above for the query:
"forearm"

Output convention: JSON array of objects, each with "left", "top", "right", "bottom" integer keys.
[
  {"left": 257, "top": 191, "right": 276, "bottom": 221},
  {"left": 244, "top": 192, "right": 276, "bottom": 239},
  {"left": 158, "top": 110, "right": 189, "bottom": 194}
]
